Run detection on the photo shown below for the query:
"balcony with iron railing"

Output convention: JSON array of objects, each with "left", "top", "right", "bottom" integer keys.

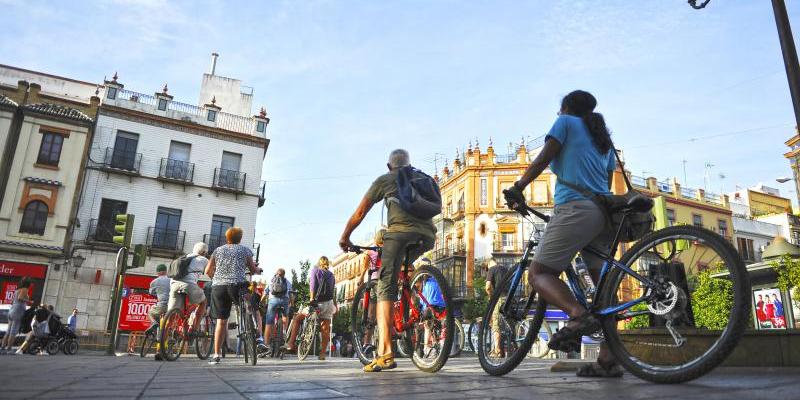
[
  {"left": 203, "top": 234, "right": 226, "bottom": 255},
  {"left": 146, "top": 226, "right": 186, "bottom": 253},
  {"left": 451, "top": 203, "right": 466, "bottom": 219},
  {"left": 258, "top": 181, "right": 266, "bottom": 207},
  {"left": 100, "top": 147, "right": 142, "bottom": 175},
  {"left": 431, "top": 240, "right": 467, "bottom": 261},
  {"left": 213, "top": 168, "right": 247, "bottom": 193},
  {"left": 495, "top": 153, "right": 518, "bottom": 164},
  {"left": 493, "top": 240, "right": 523, "bottom": 254},
  {"left": 158, "top": 158, "right": 194, "bottom": 184},
  {"left": 86, "top": 218, "right": 117, "bottom": 244},
  {"left": 111, "top": 88, "right": 266, "bottom": 138}
]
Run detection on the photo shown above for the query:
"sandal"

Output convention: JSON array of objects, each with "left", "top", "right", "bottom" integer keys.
[
  {"left": 548, "top": 313, "right": 600, "bottom": 352},
  {"left": 576, "top": 362, "right": 624, "bottom": 378},
  {"left": 363, "top": 353, "right": 397, "bottom": 373}
]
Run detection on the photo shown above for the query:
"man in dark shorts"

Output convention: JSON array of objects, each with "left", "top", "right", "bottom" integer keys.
[{"left": 340, "top": 149, "right": 436, "bottom": 372}]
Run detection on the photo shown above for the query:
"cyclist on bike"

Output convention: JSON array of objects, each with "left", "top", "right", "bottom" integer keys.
[
  {"left": 358, "top": 229, "right": 385, "bottom": 356},
  {"left": 485, "top": 258, "right": 509, "bottom": 358},
  {"left": 204, "top": 227, "right": 260, "bottom": 365},
  {"left": 167, "top": 243, "right": 209, "bottom": 332},
  {"left": 339, "top": 149, "right": 436, "bottom": 372},
  {"left": 146, "top": 264, "right": 170, "bottom": 360},
  {"left": 263, "top": 268, "right": 292, "bottom": 355},
  {"left": 414, "top": 267, "right": 446, "bottom": 357},
  {"left": 504, "top": 90, "right": 621, "bottom": 377},
  {"left": 283, "top": 256, "right": 337, "bottom": 360}
]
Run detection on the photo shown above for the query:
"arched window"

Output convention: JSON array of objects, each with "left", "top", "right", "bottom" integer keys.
[{"left": 20, "top": 200, "right": 48, "bottom": 235}]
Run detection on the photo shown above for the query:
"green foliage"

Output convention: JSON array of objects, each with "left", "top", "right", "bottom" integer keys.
[
  {"left": 332, "top": 304, "right": 351, "bottom": 336},
  {"left": 624, "top": 302, "right": 650, "bottom": 329},
  {"left": 462, "top": 276, "right": 488, "bottom": 321},
  {"left": 291, "top": 259, "right": 312, "bottom": 307},
  {"left": 691, "top": 268, "right": 734, "bottom": 330},
  {"left": 771, "top": 254, "right": 800, "bottom": 299}
]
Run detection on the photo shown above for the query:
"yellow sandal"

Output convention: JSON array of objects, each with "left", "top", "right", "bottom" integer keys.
[{"left": 363, "top": 353, "right": 397, "bottom": 372}]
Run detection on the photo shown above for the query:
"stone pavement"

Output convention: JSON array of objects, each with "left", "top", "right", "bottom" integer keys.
[{"left": 1, "top": 352, "right": 798, "bottom": 400}]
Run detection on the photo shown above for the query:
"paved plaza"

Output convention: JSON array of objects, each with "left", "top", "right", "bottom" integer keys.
[{"left": 0, "top": 353, "right": 798, "bottom": 400}]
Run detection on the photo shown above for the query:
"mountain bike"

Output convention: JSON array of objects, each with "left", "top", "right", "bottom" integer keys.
[
  {"left": 232, "top": 282, "right": 261, "bottom": 366},
  {"left": 349, "top": 243, "right": 455, "bottom": 373},
  {"left": 478, "top": 194, "right": 749, "bottom": 383},
  {"left": 450, "top": 316, "right": 465, "bottom": 357},
  {"left": 159, "top": 289, "right": 213, "bottom": 361},
  {"left": 262, "top": 290, "right": 296, "bottom": 360},
  {"left": 298, "top": 305, "right": 322, "bottom": 361},
  {"left": 139, "top": 321, "right": 161, "bottom": 358}
]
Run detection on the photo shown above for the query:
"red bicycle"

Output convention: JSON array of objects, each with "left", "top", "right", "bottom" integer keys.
[
  {"left": 349, "top": 242, "right": 454, "bottom": 373},
  {"left": 159, "top": 289, "right": 213, "bottom": 361}
]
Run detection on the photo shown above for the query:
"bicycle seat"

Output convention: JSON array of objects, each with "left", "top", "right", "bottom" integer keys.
[{"left": 626, "top": 195, "right": 654, "bottom": 213}]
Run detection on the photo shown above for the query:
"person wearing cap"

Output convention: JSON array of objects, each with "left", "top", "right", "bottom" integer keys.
[
  {"left": 147, "top": 264, "right": 171, "bottom": 337},
  {"left": 485, "top": 258, "right": 509, "bottom": 358}
]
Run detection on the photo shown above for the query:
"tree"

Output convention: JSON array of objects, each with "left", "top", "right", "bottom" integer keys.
[
  {"left": 771, "top": 254, "right": 800, "bottom": 300},
  {"left": 462, "top": 276, "right": 488, "bottom": 321},
  {"left": 291, "top": 259, "right": 312, "bottom": 308},
  {"left": 332, "top": 305, "right": 351, "bottom": 337},
  {"left": 691, "top": 268, "right": 733, "bottom": 330}
]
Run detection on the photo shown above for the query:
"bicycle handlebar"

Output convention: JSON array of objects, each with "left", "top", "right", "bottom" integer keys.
[{"left": 347, "top": 245, "right": 381, "bottom": 253}]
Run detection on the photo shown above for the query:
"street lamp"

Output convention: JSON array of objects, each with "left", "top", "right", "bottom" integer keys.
[{"left": 72, "top": 254, "right": 85, "bottom": 279}]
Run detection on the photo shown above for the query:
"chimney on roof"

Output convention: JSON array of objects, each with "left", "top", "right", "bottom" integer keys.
[{"left": 210, "top": 53, "right": 219, "bottom": 75}]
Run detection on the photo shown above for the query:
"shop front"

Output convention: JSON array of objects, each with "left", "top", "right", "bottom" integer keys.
[{"left": 0, "top": 260, "right": 48, "bottom": 305}]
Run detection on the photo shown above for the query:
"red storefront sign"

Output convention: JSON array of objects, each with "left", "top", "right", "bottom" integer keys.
[
  {"left": 118, "top": 274, "right": 157, "bottom": 332},
  {"left": 2, "top": 281, "right": 18, "bottom": 304},
  {"left": 0, "top": 261, "right": 48, "bottom": 279}
]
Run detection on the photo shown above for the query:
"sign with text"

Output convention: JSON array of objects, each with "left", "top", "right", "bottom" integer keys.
[
  {"left": 2, "top": 281, "right": 18, "bottom": 304},
  {"left": 0, "top": 261, "right": 48, "bottom": 279},
  {"left": 118, "top": 292, "right": 157, "bottom": 332}
]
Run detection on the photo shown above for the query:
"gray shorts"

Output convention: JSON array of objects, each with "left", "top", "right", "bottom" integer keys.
[
  {"left": 532, "top": 200, "right": 613, "bottom": 272},
  {"left": 168, "top": 280, "right": 206, "bottom": 311}
]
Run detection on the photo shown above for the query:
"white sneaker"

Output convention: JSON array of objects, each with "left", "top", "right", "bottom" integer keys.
[{"left": 207, "top": 355, "right": 221, "bottom": 365}]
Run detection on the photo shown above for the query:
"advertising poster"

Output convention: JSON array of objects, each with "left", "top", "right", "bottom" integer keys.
[
  {"left": 118, "top": 292, "right": 157, "bottom": 332},
  {"left": 1, "top": 281, "right": 17, "bottom": 304},
  {"left": 753, "top": 288, "right": 787, "bottom": 330}
]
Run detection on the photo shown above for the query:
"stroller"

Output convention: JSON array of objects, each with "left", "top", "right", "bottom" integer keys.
[{"left": 25, "top": 311, "right": 79, "bottom": 355}]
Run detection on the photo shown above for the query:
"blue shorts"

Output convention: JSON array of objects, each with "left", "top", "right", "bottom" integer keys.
[{"left": 264, "top": 297, "right": 289, "bottom": 325}]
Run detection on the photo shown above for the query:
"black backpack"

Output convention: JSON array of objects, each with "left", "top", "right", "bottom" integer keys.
[
  {"left": 270, "top": 275, "right": 288, "bottom": 297},
  {"left": 394, "top": 166, "right": 442, "bottom": 219},
  {"left": 168, "top": 255, "right": 197, "bottom": 280},
  {"left": 315, "top": 270, "right": 334, "bottom": 302}
]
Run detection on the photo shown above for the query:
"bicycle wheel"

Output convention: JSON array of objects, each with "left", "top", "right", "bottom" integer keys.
[
  {"left": 407, "top": 265, "right": 455, "bottom": 373},
  {"left": 195, "top": 314, "right": 213, "bottom": 360},
  {"left": 598, "top": 225, "right": 750, "bottom": 384},
  {"left": 449, "top": 318, "right": 464, "bottom": 357},
  {"left": 244, "top": 307, "right": 258, "bottom": 366},
  {"left": 160, "top": 309, "right": 186, "bottom": 362},
  {"left": 298, "top": 314, "right": 318, "bottom": 361},
  {"left": 139, "top": 332, "right": 155, "bottom": 358},
  {"left": 468, "top": 319, "right": 481, "bottom": 353},
  {"left": 351, "top": 283, "right": 379, "bottom": 365},
  {"left": 478, "top": 266, "right": 546, "bottom": 376}
]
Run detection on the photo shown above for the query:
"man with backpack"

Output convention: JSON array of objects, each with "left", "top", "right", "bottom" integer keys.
[
  {"left": 167, "top": 243, "right": 210, "bottom": 331},
  {"left": 339, "top": 149, "right": 439, "bottom": 372},
  {"left": 262, "top": 268, "right": 292, "bottom": 354}
]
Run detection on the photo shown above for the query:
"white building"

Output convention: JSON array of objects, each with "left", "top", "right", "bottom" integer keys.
[
  {"left": 731, "top": 216, "right": 781, "bottom": 264},
  {"left": 69, "top": 68, "right": 270, "bottom": 331}
]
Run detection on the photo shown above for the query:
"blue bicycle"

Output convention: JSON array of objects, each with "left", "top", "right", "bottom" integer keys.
[{"left": 478, "top": 194, "right": 749, "bottom": 383}]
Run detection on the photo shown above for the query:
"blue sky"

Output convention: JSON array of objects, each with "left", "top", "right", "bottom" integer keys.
[{"left": 2, "top": 0, "right": 799, "bottom": 274}]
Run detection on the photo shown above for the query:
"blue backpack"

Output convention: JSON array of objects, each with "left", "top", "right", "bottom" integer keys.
[{"left": 395, "top": 166, "right": 442, "bottom": 219}]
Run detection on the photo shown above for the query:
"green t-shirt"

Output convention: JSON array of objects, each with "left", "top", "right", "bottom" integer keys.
[{"left": 365, "top": 171, "right": 437, "bottom": 237}]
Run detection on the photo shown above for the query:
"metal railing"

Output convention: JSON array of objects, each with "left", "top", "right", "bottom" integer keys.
[
  {"left": 680, "top": 187, "right": 698, "bottom": 198},
  {"left": 493, "top": 240, "right": 522, "bottom": 253},
  {"left": 146, "top": 226, "right": 186, "bottom": 252},
  {"left": 113, "top": 88, "right": 262, "bottom": 137},
  {"left": 213, "top": 168, "right": 247, "bottom": 192},
  {"left": 258, "top": 181, "right": 266, "bottom": 207},
  {"left": 495, "top": 154, "right": 517, "bottom": 164},
  {"left": 203, "top": 234, "right": 225, "bottom": 255},
  {"left": 87, "top": 218, "right": 115, "bottom": 243},
  {"left": 102, "top": 147, "right": 142, "bottom": 173},
  {"left": 704, "top": 192, "right": 723, "bottom": 205},
  {"left": 158, "top": 158, "right": 194, "bottom": 183},
  {"left": 431, "top": 241, "right": 467, "bottom": 261},
  {"left": 630, "top": 175, "right": 647, "bottom": 188}
]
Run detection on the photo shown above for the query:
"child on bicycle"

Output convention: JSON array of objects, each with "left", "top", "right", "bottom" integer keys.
[{"left": 504, "top": 90, "right": 622, "bottom": 378}]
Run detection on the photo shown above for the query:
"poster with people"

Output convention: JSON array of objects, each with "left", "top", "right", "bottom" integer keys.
[{"left": 753, "top": 288, "right": 786, "bottom": 330}]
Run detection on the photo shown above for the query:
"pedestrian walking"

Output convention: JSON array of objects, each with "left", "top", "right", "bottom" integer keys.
[
  {"left": 2, "top": 277, "right": 31, "bottom": 352},
  {"left": 67, "top": 309, "right": 78, "bottom": 332}
]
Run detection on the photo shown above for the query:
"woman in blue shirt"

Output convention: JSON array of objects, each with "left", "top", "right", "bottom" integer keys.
[{"left": 505, "top": 90, "right": 620, "bottom": 377}]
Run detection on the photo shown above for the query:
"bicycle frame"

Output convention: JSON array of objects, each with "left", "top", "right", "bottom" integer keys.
[{"left": 502, "top": 209, "right": 657, "bottom": 321}]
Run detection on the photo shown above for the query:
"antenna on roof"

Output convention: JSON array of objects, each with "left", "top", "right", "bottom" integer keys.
[{"left": 210, "top": 53, "right": 219, "bottom": 75}]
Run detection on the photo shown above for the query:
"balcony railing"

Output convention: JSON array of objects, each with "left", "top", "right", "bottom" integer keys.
[
  {"left": 203, "top": 234, "right": 226, "bottom": 255},
  {"left": 213, "top": 168, "right": 247, "bottom": 193},
  {"left": 102, "top": 147, "right": 142, "bottom": 174},
  {"left": 630, "top": 175, "right": 647, "bottom": 189},
  {"left": 680, "top": 187, "right": 697, "bottom": 199},
  {"left": 87, "top": 218, "right": 116, "bottom": 244},
  {"left": 114, "top": 88, "right": 262, "bottom": 137},
  {"left": 431, "top": 241, "right": 467, "bottom": 261},
  {"left": 258, "top": 181, "right": 266, "bottom": 207},
  {"left": 147, "top": 226, "right": 186, "bottom": 252},
  {"left": 704, "top": 192, "right": 723, "bottom": 205},
  {"left": 493, "top": 240, "right": 522, "bottom": 253},
  {"left": 158, "top": 158, "right": 194, "bottom": 184},
  {"left": 495, "top": 154, "right": 517, "bottom": 164}
]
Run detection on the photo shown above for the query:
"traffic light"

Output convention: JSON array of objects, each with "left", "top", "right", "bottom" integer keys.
[
  {"left": 130, "top": 244, "right": 147, "bottom": 269},
  {"left": 113, "top": 214, "right": 135, "bottom": 247}
]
